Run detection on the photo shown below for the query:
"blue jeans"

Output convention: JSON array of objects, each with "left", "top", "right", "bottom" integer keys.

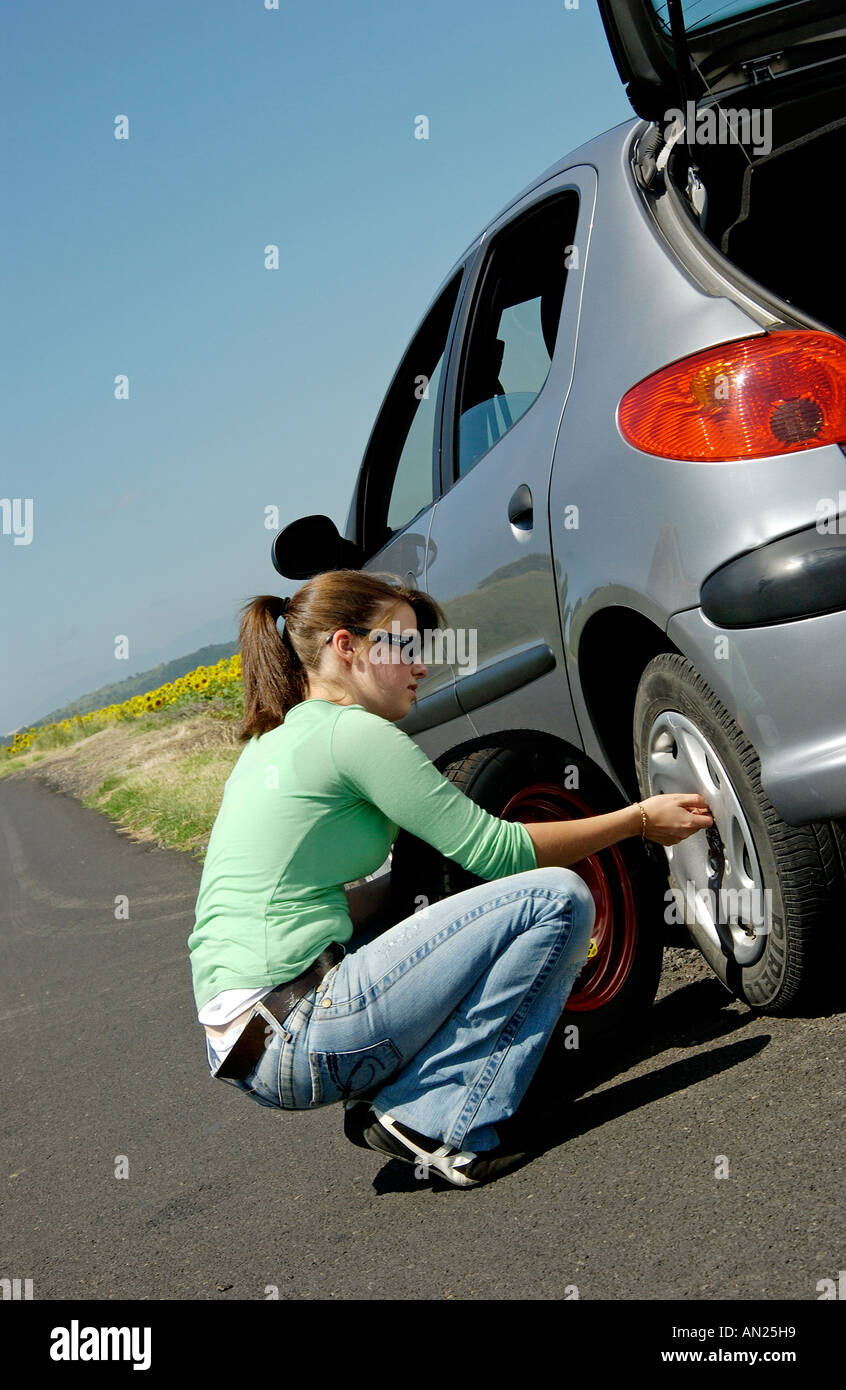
[{"left": 211, "top": 866, "right": 595, "bottom": 1153}]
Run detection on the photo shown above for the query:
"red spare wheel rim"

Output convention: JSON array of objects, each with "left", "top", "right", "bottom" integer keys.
[{"left": 500, "top": 782, "right": 639, "bottom": 1011}]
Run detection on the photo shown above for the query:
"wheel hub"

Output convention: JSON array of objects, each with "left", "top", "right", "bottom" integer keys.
[{"left": 647, "top": 711, "right": 770, "bottom": 966}]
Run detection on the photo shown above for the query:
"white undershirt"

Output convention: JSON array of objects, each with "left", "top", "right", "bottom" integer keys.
[{"left": 199, "top": 987, "right": 275, "bottom": 1071}]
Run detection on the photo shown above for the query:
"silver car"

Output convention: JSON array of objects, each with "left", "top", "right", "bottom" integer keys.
[{"left": 272, "top": 0, "right": 846, "bottom": 1041}]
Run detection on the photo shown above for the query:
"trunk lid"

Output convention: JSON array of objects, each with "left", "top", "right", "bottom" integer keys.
[{"left": 598, "top": 0, "right": 846, "bottom": 119}]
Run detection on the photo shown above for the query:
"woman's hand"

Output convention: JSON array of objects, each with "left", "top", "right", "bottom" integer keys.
[
  {"left": 526, "top": 794, "right": 713, "bottom": 868},
  {"left": 639, "top": 793, "right": 713, "bottom": 846}
]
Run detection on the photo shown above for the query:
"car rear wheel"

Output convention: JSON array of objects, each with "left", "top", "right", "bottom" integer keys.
[
  {"left": 633, "top": 653, "right": 846, "bottom": 1014},
  {"left": 389, "top": 733, "right": 666, "bottom": 1064}
]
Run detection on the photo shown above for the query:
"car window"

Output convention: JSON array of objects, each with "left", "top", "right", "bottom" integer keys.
[
  {"left": 360, "top": 272, "right": 462, "bottom": 554},
  {"left": 455, "top": 192, "right": 579, "bottom": 479},
  {"left": 387, "top": 350, "right": 445, "bottom": 532},
  {"left": 650, "top": 0, "right": 779, "bottom": 35}
]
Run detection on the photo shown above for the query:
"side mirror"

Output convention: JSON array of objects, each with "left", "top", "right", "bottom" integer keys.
[{"left": 270, "top": 514, "right": 365, "bottom": 580}]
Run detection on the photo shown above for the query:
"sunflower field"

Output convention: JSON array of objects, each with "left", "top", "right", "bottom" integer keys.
[{"left": 4, "top": 654, "right": 243, "bottom": 759}]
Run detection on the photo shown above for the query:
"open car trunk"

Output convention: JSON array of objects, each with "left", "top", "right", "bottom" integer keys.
[
  {"left": 664, "top": 83, "right": 846, "bottom": 336},
  {"left": 597, "top": 0, "right": 846, "bottom": 335}
]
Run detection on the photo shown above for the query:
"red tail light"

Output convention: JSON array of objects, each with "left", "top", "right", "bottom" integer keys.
[{"left": 618, "top": 331, "right": 846, "bottom": 461}]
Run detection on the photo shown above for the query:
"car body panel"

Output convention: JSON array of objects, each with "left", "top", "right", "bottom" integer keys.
[
  {"left": 537, "top": 124, "right": 846, "bottom": 790},
  {"left": 667, "top": 604, "right": 846, "bottom": 822}
]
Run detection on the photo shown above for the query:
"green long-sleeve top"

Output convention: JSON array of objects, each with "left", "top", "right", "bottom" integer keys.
[{"left": 187, "top": 698, "right": 538, "bottom": 1012}]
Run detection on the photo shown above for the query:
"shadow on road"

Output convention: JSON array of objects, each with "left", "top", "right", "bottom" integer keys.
[
  {"left": 368, "top": 974, "right": 769, "bottom": 1194},
  {"left": 503, "top": 974, "right": 768, "bottom": 1148}
]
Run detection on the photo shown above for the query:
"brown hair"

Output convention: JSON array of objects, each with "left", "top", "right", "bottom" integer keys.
[{"left": 236, "top": 569, "right": 449, "bottom": 741}]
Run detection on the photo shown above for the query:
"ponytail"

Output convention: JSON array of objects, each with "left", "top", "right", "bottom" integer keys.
[{"left": 236, "top": 594, "right": 307, "bottom": 742}]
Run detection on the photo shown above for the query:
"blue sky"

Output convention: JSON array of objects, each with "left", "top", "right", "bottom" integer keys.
[{"left": 1, "top": 0, "right": 634, "bottom": 734}]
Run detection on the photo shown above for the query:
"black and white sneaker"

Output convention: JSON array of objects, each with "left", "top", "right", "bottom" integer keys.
[
  {"left": 343, "top": 1100, "right": 374, "bottom": 1151},
  {"left": 363, "top": 1111, "right": 527, "bottom": 1188}
]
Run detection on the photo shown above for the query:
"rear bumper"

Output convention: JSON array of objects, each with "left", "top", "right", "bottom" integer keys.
[{"left": 666, "top": 605, "right": 846, "bottom": 825}]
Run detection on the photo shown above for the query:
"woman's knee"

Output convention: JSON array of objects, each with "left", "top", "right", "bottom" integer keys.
[{"left": 525, "top": 865, "right": 596, "bottom": 944}]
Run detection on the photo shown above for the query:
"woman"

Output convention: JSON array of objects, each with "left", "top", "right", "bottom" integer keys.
[{"left": 187, "top": 569, "right": 713, "bottom": 1188}]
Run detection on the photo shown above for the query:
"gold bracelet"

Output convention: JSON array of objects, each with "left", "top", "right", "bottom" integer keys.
[{"left": 635, "top": 802, "right": 647, "bottom": 839}]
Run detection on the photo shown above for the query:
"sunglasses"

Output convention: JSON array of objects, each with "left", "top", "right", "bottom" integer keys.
[{"left": 324, "top": 625, "right": 418, "bottom": 656}]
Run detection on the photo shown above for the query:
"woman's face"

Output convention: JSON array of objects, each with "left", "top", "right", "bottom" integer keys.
[{"left": 344, "top": 600, "right": 428, "bottom": 722}]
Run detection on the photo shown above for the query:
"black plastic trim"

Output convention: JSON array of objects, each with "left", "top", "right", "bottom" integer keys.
[
  {"left": 700, "top": 518, "right": 846, "bottom": 627},
  {"left": 454, "top": 642, "right": 556, "bottom": 714},
  {"left": 397, "top": 683, "right": 464, "bottom": 734}
]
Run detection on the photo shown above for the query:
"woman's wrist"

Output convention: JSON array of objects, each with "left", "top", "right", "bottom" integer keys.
[
  {"left": 526, "top": 802, "right": 650, "bottom": 866},
  {"left": 628, "top": 801, "right": 647, "bottom": 839}
]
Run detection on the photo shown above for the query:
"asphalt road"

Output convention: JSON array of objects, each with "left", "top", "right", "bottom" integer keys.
[{"left": 2, "top": 772, "right": 844, "bottom": 1302}]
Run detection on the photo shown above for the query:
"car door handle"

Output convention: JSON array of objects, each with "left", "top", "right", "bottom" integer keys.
[{"left": 508, "top": 484, "right": 533, "bottom": 531}]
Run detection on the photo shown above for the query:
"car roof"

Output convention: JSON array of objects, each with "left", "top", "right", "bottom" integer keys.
[{"left": 432, "top": 116, "right": 643, "bottom": 294}]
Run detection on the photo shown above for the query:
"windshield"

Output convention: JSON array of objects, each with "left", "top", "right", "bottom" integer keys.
[{"left": 650, "top": 0, "right": 794, "bottom": 35}]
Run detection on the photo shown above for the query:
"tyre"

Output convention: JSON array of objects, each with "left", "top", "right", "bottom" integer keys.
[
  {"left": 633, "top": 653, "right": 846, "bottom": 1014},
  {"left": 389, "top": 732, "right": 667, "bottom": 1060}
]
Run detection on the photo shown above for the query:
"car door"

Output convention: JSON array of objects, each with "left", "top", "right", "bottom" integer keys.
[
  {"left": 423, "top": 168, "right": 598, "bottom": 748},
  {"left": 355, "top": 263, "right": 477, "bottom": 737}
]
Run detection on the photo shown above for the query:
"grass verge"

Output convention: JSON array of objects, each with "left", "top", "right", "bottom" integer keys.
[{"left": 3, "top": 701, "right": 244, "bottom": 860}]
